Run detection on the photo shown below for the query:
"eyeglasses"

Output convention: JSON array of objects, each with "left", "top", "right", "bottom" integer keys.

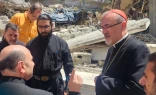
[
  {"left": 100, "top": 22, "right": 122, "bottom": 30},
  {"left": 38, "top": 25, "right": 51, "bottom": 29}
]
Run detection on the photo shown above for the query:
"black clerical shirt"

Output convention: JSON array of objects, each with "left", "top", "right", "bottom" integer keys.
[{"left": 96, "top": 35, "right": 149, "bottom": 95}]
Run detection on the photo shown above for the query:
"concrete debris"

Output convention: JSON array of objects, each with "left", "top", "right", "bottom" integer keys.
[
  {"left": 71, "top": 52, "right": 92, "bottom": 65},
  {"left": 0, "top": 0, "right": 152, "bottom": 71},
  {"left": 42, "top": 6, "right": 55, "bottom": 14},
  {"left": 133, "top": 32, "right": 156, "bottom": 43},
  {"left": 66, "top": 18, "right": 150, "bottom": 50},
  {"left": 2, "top": 0, "right": 30, "bottom": 10},
  {"left": 53, "top": 25, "right": 98, "bottom": 40},
  {"left": 0, "top": 16, "right": 9, "bottom": 21},
  {"left": 0, "top": 16, "right": 9, "bottom": 36},
  {"left": 0, "top": 0, "right": 31, "bottom": 18}
]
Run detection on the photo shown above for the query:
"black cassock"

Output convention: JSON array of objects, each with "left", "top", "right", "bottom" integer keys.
[
  {"left": 96, "top": 35, "right": 150, "bottom": 95},
  {"left": 26, "top": 33, "right": 74, "bottom": 95}
]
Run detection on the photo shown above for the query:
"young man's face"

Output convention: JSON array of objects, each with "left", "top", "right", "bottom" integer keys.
[
  {"left": 139, "top": 62, "right": 156, "bottom": 95},
  {"left": 37, "top": 19, "right": 52, "bottom": 38},
  {"left": 3, "top": 28, "right": 19, "bottom": 45}
]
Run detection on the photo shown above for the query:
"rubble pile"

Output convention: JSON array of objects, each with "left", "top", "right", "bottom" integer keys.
[
  {"left": 53, "top": 25, "right": 98, "bottom": 40},
  {"left": 0, "top": 0, "right": 153, "bottom": 70},
  {"left": 0, "top": 0, "right": 30, "bottom": 18},
  {"left": 42, "top": 4, "right": 64, "bottom": 14},
  {"left": 133, "top": 32, "right": 156, "bottom": 43},
  {"left": 0, "top": 16, "right": 9, "bottom": 36}
]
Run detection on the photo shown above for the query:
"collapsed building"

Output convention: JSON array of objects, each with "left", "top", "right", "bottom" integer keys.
[{"left": 0, "top": 0, "right": 153, "bottom": 68}]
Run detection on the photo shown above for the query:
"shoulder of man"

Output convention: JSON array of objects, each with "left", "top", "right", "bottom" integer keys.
[
  {"left": 12, "top": 13, "right": 24, "bottom": 18},
  {"left": 128, "top": 35, "right": 148, "bottom": 48},
  {"left": 0, "top": 82, "right": 53, "bottom": 95},
  {"left": 10, "top": 12, "right": 25, "bottom": 24},
  {"left": 125, "top": 35, "right": 150, "bottom": 56}
]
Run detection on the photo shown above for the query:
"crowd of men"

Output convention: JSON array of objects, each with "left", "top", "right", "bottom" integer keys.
[{"left": 0, "top": 1, "right": 155, "bottom": 95}]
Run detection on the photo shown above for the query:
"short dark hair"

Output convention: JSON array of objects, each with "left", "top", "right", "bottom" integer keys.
[
  {"left": 4, "top": 23, "right": 19, "bottom": 32},
  {"left": 149, "top": 52, "right": 156, "bottom": 81},
  {"left": 30, "top": 2, "right": 42, "bottom": 13},
  {"left": 0, "top": 50, "right": 25, "bottom": 71},
  {"left": 37, "top": 14, "right": 52, "bottom": 25}
]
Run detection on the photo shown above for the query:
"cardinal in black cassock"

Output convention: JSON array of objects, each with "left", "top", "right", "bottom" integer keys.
[
  {"left": 95, "top": 9, "right": 149, "bottom": 95},
  {"left": 96, "top": 35, "right": 149, "bottom": 95}
]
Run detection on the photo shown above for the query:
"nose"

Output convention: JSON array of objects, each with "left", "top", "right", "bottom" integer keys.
[
  {"left": 102, "top": 29, "right": 108, "bottom": 34},
  {"left": 11, "top": 35, "right": 16, "bottom": 40},
  {"left": 139, "top": 76, "right": 145, "bottom": 86}
]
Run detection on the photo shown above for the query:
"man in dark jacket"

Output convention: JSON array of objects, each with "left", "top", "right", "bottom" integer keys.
[
  {"left": 0, "top": 23, "right": 25, "bottom": 52},
  {"left": 0, "top": 23, "right": 25, "bottom": 79},
  {"left": 94, "top": 9, "right": 150, "bottom": 95},
  {"left": 26, "top": 14, "right": 74, "bottom": 95},
  {"left": 0, "top": 45, "right": 82, "bottom": 95}
]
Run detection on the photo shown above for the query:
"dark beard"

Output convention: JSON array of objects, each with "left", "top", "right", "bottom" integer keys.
[
  {"left": 149, "top": 83, "right": 156, "bottom": 95},
  {"left": 38, "top": 30, "right": 52, "bottom": 39}
]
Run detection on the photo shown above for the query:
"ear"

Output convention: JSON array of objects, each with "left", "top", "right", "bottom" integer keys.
[
  {"left": 17, "top": 61, "right": 26, "bottom": 74},
  {"left": 121, "top": 21, "right": 127, "bottom": 31}
]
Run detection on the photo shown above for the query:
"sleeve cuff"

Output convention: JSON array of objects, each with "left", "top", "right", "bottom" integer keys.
[{"left": 69, "top": 92, "right": 80, "bottom": 95}]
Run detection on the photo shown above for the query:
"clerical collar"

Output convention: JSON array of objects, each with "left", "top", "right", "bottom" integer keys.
[{"left": 113, "top": 33, "right": 129, "bottom": 48}]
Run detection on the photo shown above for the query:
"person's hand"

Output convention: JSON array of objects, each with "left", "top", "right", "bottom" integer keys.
[{"left": 68, "top": 69, "right": 83, "bottom": 92}]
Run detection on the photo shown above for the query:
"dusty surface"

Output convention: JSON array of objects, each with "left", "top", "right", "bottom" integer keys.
[{"left": 75, "top": 64, "right": 102, "bottom": 74}]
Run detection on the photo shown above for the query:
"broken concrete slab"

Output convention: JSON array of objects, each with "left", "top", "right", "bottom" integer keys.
[
  {"left": 53, "top": 25, "right": 98, "bottom": 40},
  {"left": 71, "top": 52, "right": 92, "bottom": 65},
  {"left": 7, "top": 0, "right": 25, "bottom": 5},
  {"left": 67, "top": 18, "right": 150, "bottom": 49}
]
